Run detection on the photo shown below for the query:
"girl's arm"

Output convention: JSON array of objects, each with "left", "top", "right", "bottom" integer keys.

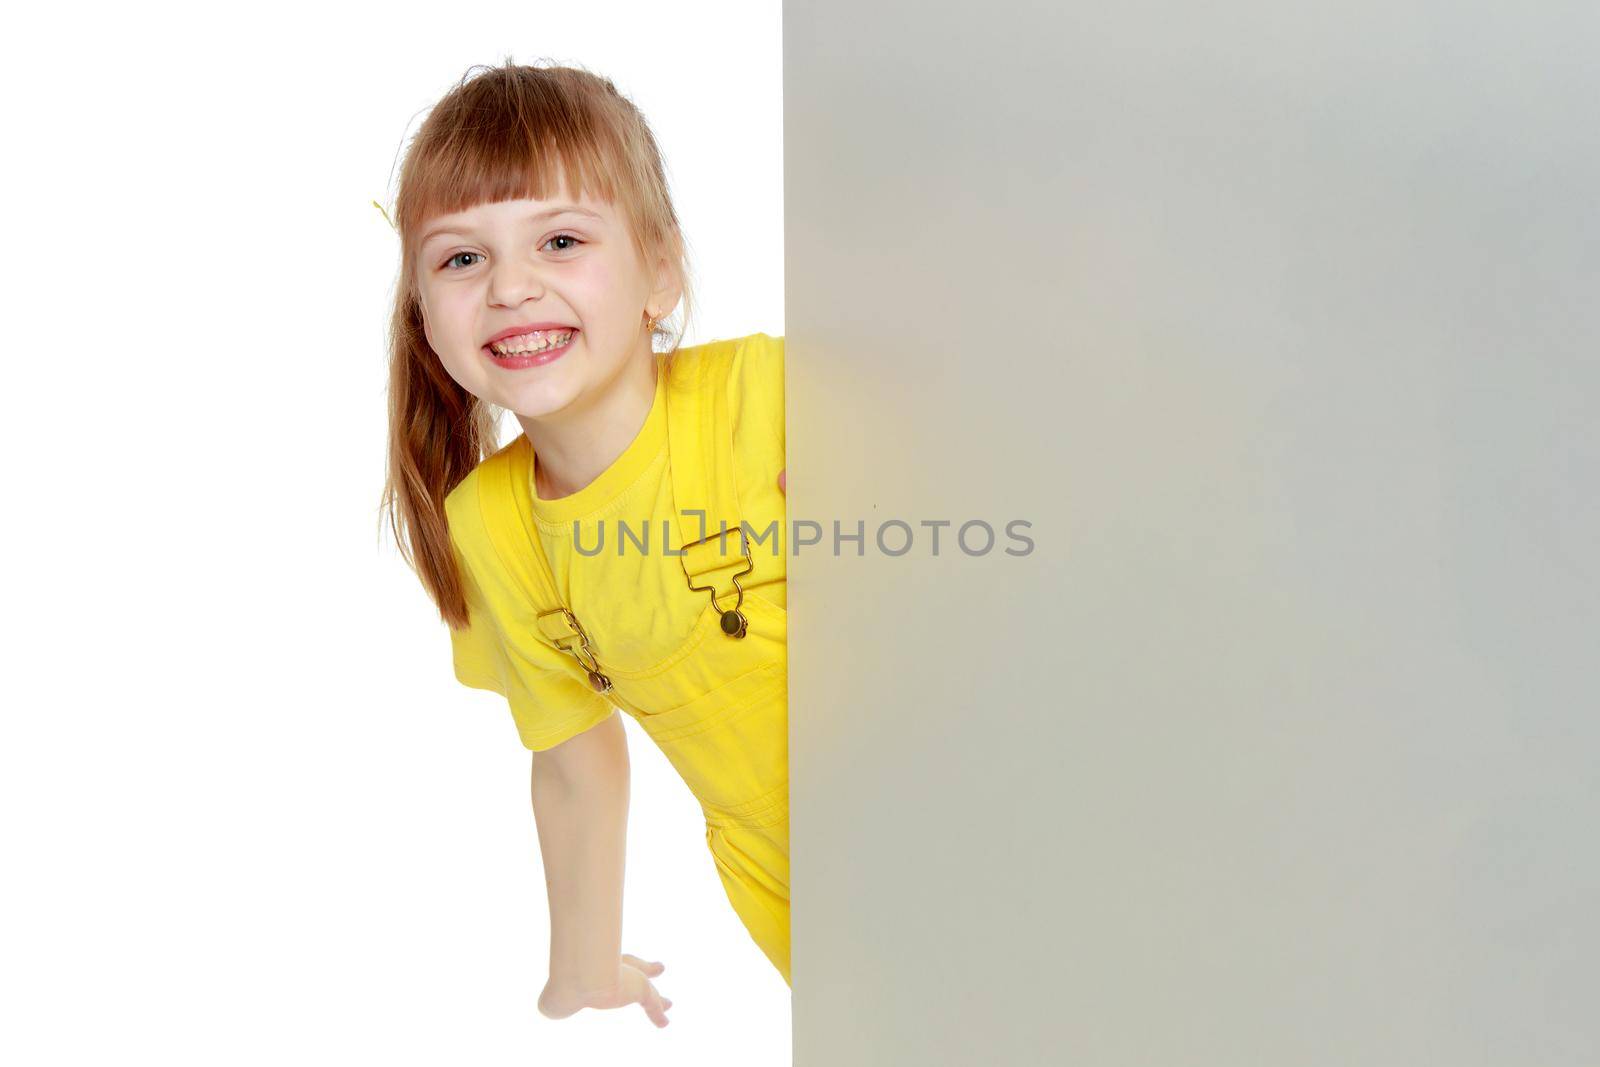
[{"left": 528, "top": 709, "right": 672, "bottom": 1026}]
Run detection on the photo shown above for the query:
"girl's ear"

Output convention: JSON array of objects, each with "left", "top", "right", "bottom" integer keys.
[{"left": 647, "top": 250, "right": 684, "bottom": 325}]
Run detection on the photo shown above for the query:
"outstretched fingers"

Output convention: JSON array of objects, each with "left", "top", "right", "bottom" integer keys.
[
  {"left": 621, "top": 953, "right": 671, "bottom": 1027},
  {"left": 621, "top": 952, "right": 665, "bottom": 977}
]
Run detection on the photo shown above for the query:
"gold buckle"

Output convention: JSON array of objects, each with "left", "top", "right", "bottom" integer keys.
[
  {"left": 679, "top": 523, "right": 754, "bottom": 639},
  {"left": 536, "top": 606, "right": 612, "bottom": 693}
]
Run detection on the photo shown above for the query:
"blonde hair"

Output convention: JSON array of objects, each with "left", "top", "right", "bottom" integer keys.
[{"left": 378, "top": 59, "right": 696, "bottom": 629}]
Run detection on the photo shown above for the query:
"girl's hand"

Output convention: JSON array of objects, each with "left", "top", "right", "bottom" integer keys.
[
  {"left": 777, "top": 468, "right": 786, "bottom": 494},
  {"left": 537, "top": 954, "right": 673, "bottom": 1027}
]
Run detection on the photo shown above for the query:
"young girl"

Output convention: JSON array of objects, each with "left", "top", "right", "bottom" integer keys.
[{"left": 379, "top": 62, "right": 789, "bottom": 1026}]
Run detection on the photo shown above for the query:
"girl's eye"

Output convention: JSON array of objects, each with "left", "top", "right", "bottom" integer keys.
[{"left": 439, "top": 234, "right": 583, "bottom": 271}]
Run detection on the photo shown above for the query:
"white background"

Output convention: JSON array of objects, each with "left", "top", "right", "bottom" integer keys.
[{"left": 1, "top": 2, "right": 788, "bottom": 1063}]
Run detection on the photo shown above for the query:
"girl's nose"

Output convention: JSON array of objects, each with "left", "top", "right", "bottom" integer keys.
[{"left": 487, "top": 260, "right": 548, "bottom": 306}]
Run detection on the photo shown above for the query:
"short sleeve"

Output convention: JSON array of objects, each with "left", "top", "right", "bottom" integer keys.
[
  {"left": 448, "top": 527, "right": 616, "bottom": 752},
  {"left": 730, "top": 332, "right": 785, "bottom": 458}
]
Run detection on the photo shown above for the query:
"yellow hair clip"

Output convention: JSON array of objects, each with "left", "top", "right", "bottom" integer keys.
[{"left": 370, "top": 199, "right": 398, "bottom": 233}]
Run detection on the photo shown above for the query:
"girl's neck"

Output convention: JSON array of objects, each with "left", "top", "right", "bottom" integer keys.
[{"left": 517, "top": 351, "right": 660, "bottom": 501}]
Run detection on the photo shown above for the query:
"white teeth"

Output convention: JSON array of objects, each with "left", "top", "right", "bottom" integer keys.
[{"left": 490, "top": 329, "right": 574, "bottom": 355}]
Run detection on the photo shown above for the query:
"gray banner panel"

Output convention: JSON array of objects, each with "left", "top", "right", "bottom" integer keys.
[{"left": 785, "top": 3, "right": 1599, "bottom": 1063}]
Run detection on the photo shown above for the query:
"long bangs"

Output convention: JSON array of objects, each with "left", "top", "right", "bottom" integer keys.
[{"left": 399, "top": 139, "right": 617, "bottom": 247}]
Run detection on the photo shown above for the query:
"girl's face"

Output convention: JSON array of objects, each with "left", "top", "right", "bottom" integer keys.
[{"left": 413, "top": 189, "right": 678, "bottom": 419}]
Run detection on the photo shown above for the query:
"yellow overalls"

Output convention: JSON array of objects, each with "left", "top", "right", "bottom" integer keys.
[{"left": 471, "top": 349, "right": 791, "bottom": 985}]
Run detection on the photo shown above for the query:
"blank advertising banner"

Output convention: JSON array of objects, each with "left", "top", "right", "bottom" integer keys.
[{"left": 782, "top": 3, "right": 1598, "bottom": 1064}]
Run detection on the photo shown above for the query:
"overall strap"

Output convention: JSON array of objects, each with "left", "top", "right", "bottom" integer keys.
[
  {"left": 665, "top": 345, "right": 751, "bottom": 605},
  {"left": 476, "top": 437, "right": 590, "bottom": 652}
]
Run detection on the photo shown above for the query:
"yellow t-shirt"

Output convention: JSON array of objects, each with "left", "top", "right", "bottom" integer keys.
[{"left": 445, "top": 332, "right": 787, "bottom": 750}]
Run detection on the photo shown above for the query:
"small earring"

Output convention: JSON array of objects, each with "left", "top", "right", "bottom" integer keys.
[{"left": 645, "top": 311, "right": 659, "bottom": 332}]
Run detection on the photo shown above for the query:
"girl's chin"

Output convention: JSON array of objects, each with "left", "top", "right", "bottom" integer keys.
[{"left": 498, "top": 380, "right": 586, "bottom": 421}]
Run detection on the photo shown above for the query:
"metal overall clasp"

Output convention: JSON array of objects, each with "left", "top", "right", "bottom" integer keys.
[
  {"left": 536, "top": 605, "right": 613, "bottom": 693},
  {"left": 679, "top": 523, "right": 755, "bottom": 639}
]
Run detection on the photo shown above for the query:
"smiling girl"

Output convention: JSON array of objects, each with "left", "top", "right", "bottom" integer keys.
[{"left": 379, "top": 62, "right": 789, "bottom": 1026}]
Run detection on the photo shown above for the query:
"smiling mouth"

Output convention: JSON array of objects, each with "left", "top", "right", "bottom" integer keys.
[{"left": 486, "top": 328, "right": 576, "bottom": 356}]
